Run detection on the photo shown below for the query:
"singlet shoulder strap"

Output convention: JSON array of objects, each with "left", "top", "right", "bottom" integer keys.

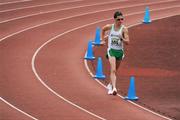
[{"left": 111, "top": 24, "right": 114, "bottom": 31}]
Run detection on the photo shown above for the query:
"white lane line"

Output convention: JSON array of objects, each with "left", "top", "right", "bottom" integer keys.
[
  {"left": 0, "top": 0, "right": 32, "bottom": 5},
  {"left": 84, "top": 15, "right": 180, "bottom": 120},
  {"left": 0, "top": 0, "right": 177, "bottom": 24},
  {"left": 0, "top": 0, "right": 86, "bottom": 13},
  {"left": 0, "top": 2, "right": 179, "bottom": 42},
  {"left": 31, "top": 60, "right": 106, "bottom": 120},
  {"left": 0, "top": 0, "right": 176, "bottom": 13},
  {"left": 0, "top": 97, "right": 38, "bottom": 120},
  {"left": 0, "top": 0, "right": 127, "bottom": 9},
  {"left": 0, "top": 6, "right": 178, "bottom": 120},
  {"left": 31, "top": 12, "right": 180, "bottom": 120},
  {"left": 0, "top": 0, "right": 135, "bottom": 23}
]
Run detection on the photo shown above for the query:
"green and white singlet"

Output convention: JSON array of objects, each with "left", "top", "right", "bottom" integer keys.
[
  {"left": 108, "top": 24, "right": 124, "bottom": 50},
  {"left": 107, "top": 24, "right": 125, "bottom": 60}
]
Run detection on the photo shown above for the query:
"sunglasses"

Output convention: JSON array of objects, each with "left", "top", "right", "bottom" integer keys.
[{"left": 116, "top": 18, "right": 124, "bottom": 21}]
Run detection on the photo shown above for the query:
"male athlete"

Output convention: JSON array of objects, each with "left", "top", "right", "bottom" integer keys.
[{"left": 101, "top": 11, "right": 130, "bottom": 95}]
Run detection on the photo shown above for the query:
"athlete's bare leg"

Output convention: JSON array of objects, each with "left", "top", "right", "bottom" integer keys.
[{"left": 109, "top": 57, "right": 117, "bottom": 91}]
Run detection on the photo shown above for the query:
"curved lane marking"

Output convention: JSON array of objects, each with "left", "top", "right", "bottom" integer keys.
[
  {"left": 0, "top": 0, "right": 93, "bottom": 13},
  {"left": 0, "top": 0, "right": 32, "bottom": 5},
  {"left": 32, "top": 12, "right": 180, "bottom": 120},
  {"left": 1, "top": 4, "right": 180, "bottom": 42},
  {"left": 31, "top": 57, "right": 106, "bottom": 120},
  {"left": 0, "top": 97, "right": 38, "bottom": 120},
  {"left": 0, "top": 0, "right": 177, "bottom": 23},
  {"left": 0, "top": 5, "right": 179, "bottom": 120},
  {"left": 0, "top": 0, "right": 133, "bottom": 23},
  {"left": 84, "top": 15, "right": 180, "bottom": 120}
]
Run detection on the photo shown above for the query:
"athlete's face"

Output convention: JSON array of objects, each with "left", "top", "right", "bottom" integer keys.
[{"left": 115, "top": 16, "right": 124, "bottom": 25}]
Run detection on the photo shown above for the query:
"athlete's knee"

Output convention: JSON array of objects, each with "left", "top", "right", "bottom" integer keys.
[{"left": 111, "top": 68, "right": 116, "bottom": 73}]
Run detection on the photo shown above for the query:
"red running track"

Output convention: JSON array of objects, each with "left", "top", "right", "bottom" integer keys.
[{"left": 0, "top": 0, "right": 180, "bottom": 120}]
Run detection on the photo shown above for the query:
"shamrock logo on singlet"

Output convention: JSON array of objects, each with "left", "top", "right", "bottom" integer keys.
[{"left": 111, "top": 37, "right": 121, "bottom": 46}]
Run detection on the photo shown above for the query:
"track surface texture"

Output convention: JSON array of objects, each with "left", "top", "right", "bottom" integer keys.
[
  {"left": 0, "top": 0, "right": 180, "bottom": 120},
  {"left": 91, "top": 15, "right": 180, "bottom": 120}
]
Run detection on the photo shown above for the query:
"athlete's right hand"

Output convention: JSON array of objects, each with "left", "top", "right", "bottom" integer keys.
[{"left": 100, "top": 40, "right": 106, "bottom": 45}]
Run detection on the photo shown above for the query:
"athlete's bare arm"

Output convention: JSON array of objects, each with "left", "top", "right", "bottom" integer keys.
[
  {"left": 122, "top": 27, "right": 130, "bottom": 45},
  {"left": 101, "top": 24, "right": 112, "bottom": 44}
]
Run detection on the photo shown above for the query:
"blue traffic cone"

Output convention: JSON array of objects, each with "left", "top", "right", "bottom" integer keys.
[
  {"left": 125, "top": 76, "right": 139, "bottom": 100},
  {"left": 143, "top": 7, "right": 151, "bottom": 24},
  {"left": 92, "top": 27, "right": 101, "bottom": 46},
  {"left": 94, "top": 57, "right": 106, "bottom": 79},
  {"left": 84, "top": 40, "right": 95, "bottom": 60}
]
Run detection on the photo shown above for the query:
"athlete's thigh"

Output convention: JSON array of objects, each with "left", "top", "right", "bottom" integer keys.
[{"left": 109, "top": 56, "right": 116, "bottom": 71}]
